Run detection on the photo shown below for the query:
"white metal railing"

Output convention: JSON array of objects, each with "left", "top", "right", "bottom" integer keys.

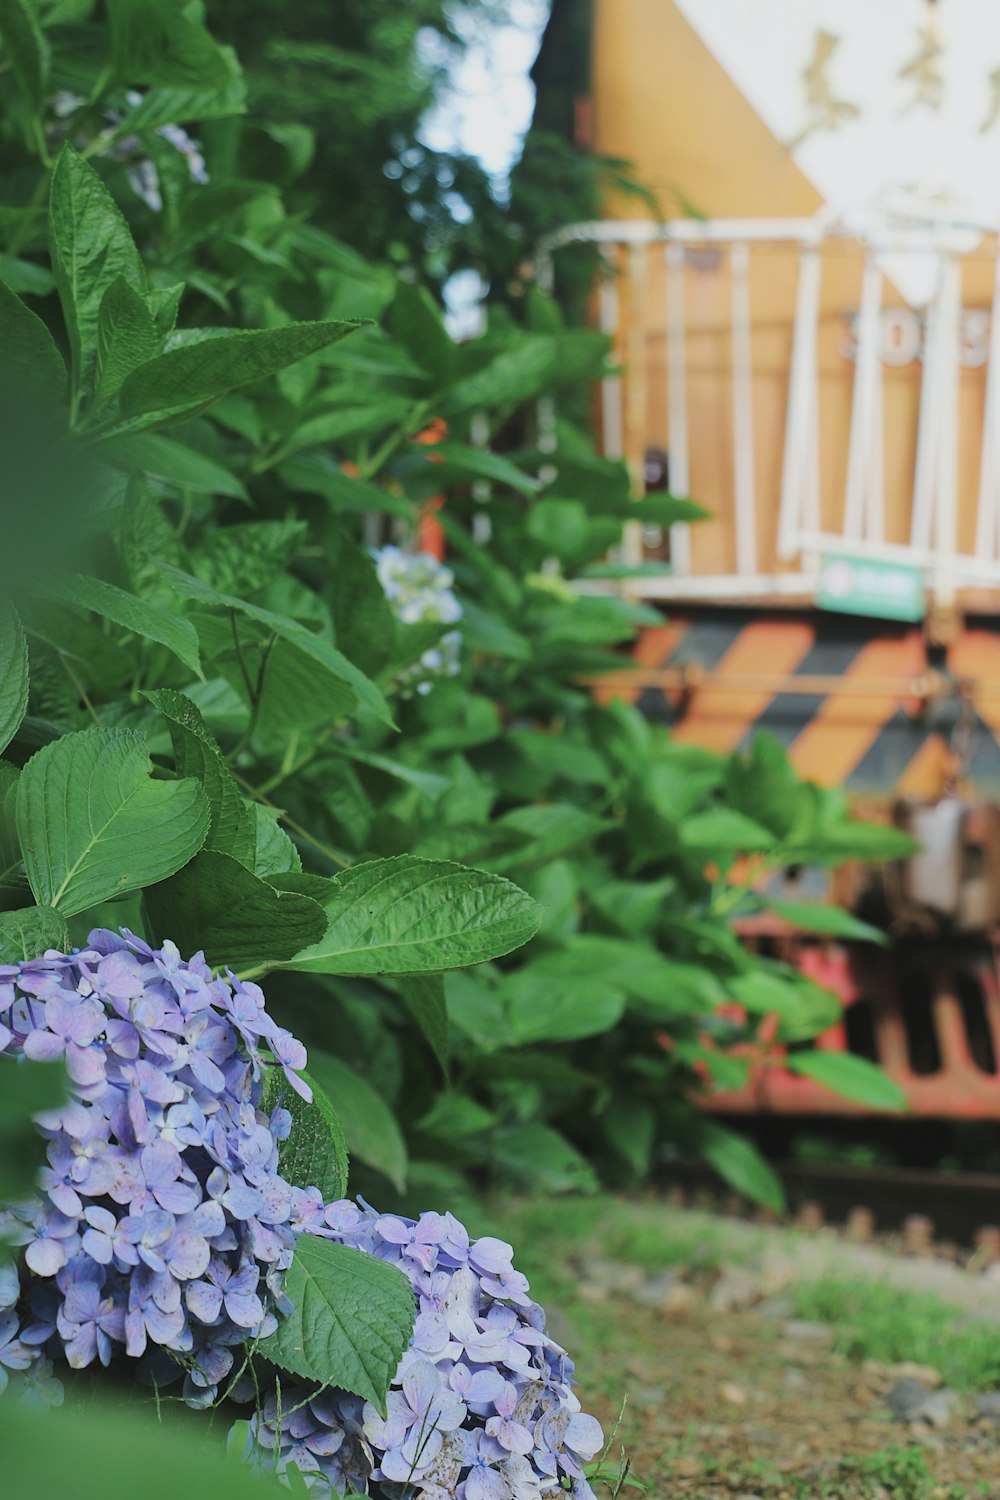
[{"left": 537, "top": 211, "right": 1000, "bottom": 602}]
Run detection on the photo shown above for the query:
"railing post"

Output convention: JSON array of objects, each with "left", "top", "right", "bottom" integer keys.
[
  {"left": 665, "top": 241, "right": 691, "bottom": 574},
  {"left": 730, "top": 242, "right": 757, "bottom": 578}
]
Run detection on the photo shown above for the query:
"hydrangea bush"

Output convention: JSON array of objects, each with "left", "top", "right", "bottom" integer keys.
[
  {"left": 0, "top": 933, "right": 604, "bottom": 1498},
  {"left": 374, "top": 547, "right": 463, "bottom": 696}
]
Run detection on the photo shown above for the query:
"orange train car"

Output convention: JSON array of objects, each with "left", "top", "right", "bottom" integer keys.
[{"left": 530, "top": 0, "right": 1000, "bottom": 1122}]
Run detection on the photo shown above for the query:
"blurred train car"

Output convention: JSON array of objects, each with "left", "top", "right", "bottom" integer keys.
[{"left": 531, "top": 0, "right": 1000, "bottom": 1126}]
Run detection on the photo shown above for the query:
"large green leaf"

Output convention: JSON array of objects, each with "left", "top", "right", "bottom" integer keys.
[
  {"left": 698, "top": 1120, "right": 785, "bottom": 1210},
  {"left": 785, "top": 1050, "right": 907, "bottom": 1111},
  {"left": 258, "top": 1236, "right": 414, "bottom": 1411},
  {"left": 117, "top": 321, "right": 365, "bottom": 427},
  {"left": 261, "top": 1065, "right": 349, "bottom": 1203},
  {"left": 0, "top": 904, "right": 68, "bottom": 964},
  {"left": 0, "top": 0, "right": 48, "bottom": 112},
  {"left": 491, "top": 1122, "right": 598, "bottom": 1194},
  {"left": 252, "top": 805, "right": 302, "bottom": 878},
  {"left": 144, "top": 851, "right": 326, "bottom": 970},
  {"left": 0, "top": 276, "right": 66, "bottom": 404},
  {"left": 93, "top": 275, "right": 159, "bottom": 408},
  {"left": 281, "top": 856, "right": 541, "bottom": 975},
  {"left": 0, "top": 603, "right": 29, "bottom": 755},
  {"left": 45, "top": 574, "right": 202, "bottom": 677},
  {"left": 48, "top": 146, "right": 145, "bottom": 400},
  {"left": 145, "top": 689, "right": 254, "bottom": 864},
  {"left": 306, "top": 1050, "right": 407, "bottom": 1191},
  {"left": 16, "top": 727, "right": 210, "bottom": 916}
]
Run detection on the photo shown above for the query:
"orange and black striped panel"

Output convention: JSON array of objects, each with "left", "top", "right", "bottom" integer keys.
[{"left": 611, "top": 608, "right": 1000, "bottom": 794}]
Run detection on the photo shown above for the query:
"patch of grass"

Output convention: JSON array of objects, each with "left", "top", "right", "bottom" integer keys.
[
  {"left": 793, "top": 1277, "right": 1000, "bottom": 1391},
  {"left": 488, "top": 1192, "right": 762, "bottom": 1284}
]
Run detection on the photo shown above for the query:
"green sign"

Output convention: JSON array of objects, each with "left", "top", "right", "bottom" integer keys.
[{"left": 816, "top": 553, "right": 925, "bottom": 623}]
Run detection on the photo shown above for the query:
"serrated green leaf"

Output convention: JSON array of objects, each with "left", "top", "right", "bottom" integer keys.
[
  {"left": 258, "top": 1236, "right": 414, "bottom": 1411},
  {"left": 306, "top": 1050, "right": 407, "bottom": 1191},
  {"left": 785, "top": 1050, "right": 907, "bottom": 1111},
  {"left": 0, "top": 904, "right": 68, "bottom": 963},
  {"left": 0, "top": 277, "right": 66, "bottom": 405},
  {"left": 0, "top": 0, "right": 48, "bottom": 112},
  {"left": 16, "top": 727, "right": 210, "bottom": 916},
  {"left": 144, "top": 850, "right": 327, "bottom": 970},
  {"left": 44, "top": 575, "right": 202, "bottom": 677},
  {"left": 395, "top": 973, "right": 449, "bottom": 1076},
  {"left": 144, "top": 689, "right": 253, "bottom": 864},
  {"left": 281, "top": 856, "right": 541, "bottom": 975},
  {"left": 0, "top": 604, "right": 29, "bottom": 755},
  {"left": 48, "top": 146, "right": 145, "bottom": 402},
  {"left": 261, "top": 1065, "right": 348, "bottom": 1203},
  {"left": 94, "top": 275, "right": 159, "bottom": 408},
  {"left": 117, "top": 320, "right": 365, "bottom": 428}
]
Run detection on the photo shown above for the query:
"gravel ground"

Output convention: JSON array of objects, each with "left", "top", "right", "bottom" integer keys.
[{"left": 489, "top": 1199, "right": 1000, "bottom": 1498}]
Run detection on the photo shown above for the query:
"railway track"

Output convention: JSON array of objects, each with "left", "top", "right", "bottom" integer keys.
[{"left": 657, "top": 1158, "right": 1000, "bottom": 1256}]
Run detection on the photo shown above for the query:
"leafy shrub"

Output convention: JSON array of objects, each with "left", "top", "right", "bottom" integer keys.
[{"left": 0, "top": 1, "right": 913, "bottom": 1231}]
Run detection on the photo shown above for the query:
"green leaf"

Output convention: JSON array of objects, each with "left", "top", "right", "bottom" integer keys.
[
  {"left": 0, "top": 604, "right": 29, "bottom": 755},
  {"left": 261, "top": 1065, "right": 348, "bottom": 1203},
  {"left": 281, "top": 856, "right": 541, "bottom": 975},
  {"left": 144, "top": 850, "right": 326, "bottom": 970},
  {"left": 258, "top": 1236, "right": 414, "bottom": 1411},
  {"left": 306, "top": 1050, "right": 407, "bottom": 1191},
  {"left": 0, "top": 904, "right": 68, "bottom": 963},
  {"left": 768, "top": 899, "right": 888, "bottom": 946},
  {"left": 486, "top": 803, "right": 613, "bottom": 873},
  {"left": 501, "top": 966, "right": 626, "bottom": 1044},
  {"left": 0, "top": 1390, "right": 282, "bottom": 1500},
  {"left": 442, "top": 335, "right": 558, "bottom": 415},
  {"left": 44, "top": 574, "right": 202, "bottom": 677},
  {"left": 145, "top": 689, "right": 254, "bottom": 864},
  {"left": 106, "top": 432, "right": 250, "bottom": 501},
  {"left": 679, "top": 806, "right": 776, "bottom": 853},
  {"left": 698, "top": 1121, "right": 785, "bottom": 1210},
  {"left": 386, "top": 280, "right": 455, "bottom": 385},
  {"left": 15, "top": 727, "right": 210, "bottom": 916},
  {"left": 0, "top": 0, "right": 48, "bottom": 112},
  {"left": 252, "top": 805, "right": 301, "bottom": 878},
  {"left": 0, "top": 1055, "right": 67, "bottom": 1201},
  {"left": 107, "top": 0, "right": 233, "bottom": 87},
  {"left": 162, "top": 566, "right": 394, "bottom": 729},
  {"left": 424, "top": 442, "right": 540, "bottom": 496},
  {"left": 395, "top": 973, "right": 449, "bottom": 1076},
  {"left": 785, "top": 1050, "right": 907, "bottom": 1111},
  {"left": 491, "top": 1122, "right": 598, "bottom": 1194},
  {"left": 117, "top": 321, "right": 365, "bottom": 427},
  {"left": 93, "top": 276, "right": 159, "bottom": 408},
  {"left": 48, "top": 146, "right": 145, "bottom": 401},
  {"left": 0, "top": 277, "right": 66, "bottom": 405}
]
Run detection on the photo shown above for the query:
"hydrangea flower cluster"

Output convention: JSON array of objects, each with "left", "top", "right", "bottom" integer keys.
[
  {"left": 0, "top": 929, "right": 307, "bottom": 1408},
  {"left": 238, "top": 1201, "right": 605, "bottom": 1499},
  {"left": 373, "top": 546, "right": 463, "bottom": 696},
  {"left": 1, "top": 932, "right": 604, "bottom": 1498}
]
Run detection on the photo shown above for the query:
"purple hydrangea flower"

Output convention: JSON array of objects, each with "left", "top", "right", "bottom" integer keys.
[{"left": 0, "top": 930, "right": 309, "bottom": 1403}]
